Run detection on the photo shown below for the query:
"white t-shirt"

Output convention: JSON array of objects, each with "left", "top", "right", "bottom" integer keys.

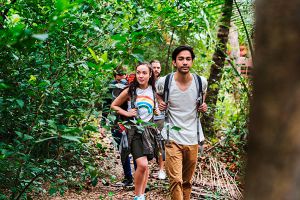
[
  {"left": 157, "top": 74, "right": 208, "bottom": 145},
  {"left": 154, "top": 77, "right": 165, "bottom": 121},
  {"left": 128, "top": 86, "right": 155, "bottom": 122}
]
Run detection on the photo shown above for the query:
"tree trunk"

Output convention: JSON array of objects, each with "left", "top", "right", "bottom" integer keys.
[
  {"left": 202, "top": 0, "right": 233, "bottom": 136},
  {"left": 245, "top": 1, "right": 300, "bottom": 200}
]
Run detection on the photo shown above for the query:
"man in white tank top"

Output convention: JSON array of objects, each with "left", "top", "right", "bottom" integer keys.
[{"left": 157, "top": 46, "right": 208, "bottom": 200}]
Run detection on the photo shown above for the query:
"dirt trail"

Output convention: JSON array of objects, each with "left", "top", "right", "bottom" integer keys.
[
  {"left": 43, "top": 134, "right": 243, "bottom": 200},
  {"left": 45, "top": 135, "right": 171, "bottom": 200}
]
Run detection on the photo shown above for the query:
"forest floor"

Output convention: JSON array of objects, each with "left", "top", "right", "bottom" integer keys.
[{"left": 41, "top": 131, "right": 244, "bottom": 200}]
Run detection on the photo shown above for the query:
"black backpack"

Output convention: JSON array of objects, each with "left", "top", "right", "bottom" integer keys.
[
  {"left": 109, "top": 80, "right": 129, "bottom": 130},
  {"left": 163, "top": 73, "right": 203, "bottom": 104}
]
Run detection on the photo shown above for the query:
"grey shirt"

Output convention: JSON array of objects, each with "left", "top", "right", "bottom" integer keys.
[{"left": 157, "top": 74, "right": 207, "bottom": 145}]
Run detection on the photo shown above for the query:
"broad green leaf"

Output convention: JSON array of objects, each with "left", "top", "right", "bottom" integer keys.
[
  {"left": 32, "top": 33, "right": 49, "bottom": 41},
  {"left": 171, "top": 126, "right": 181, "bottom": 132},
  {"left": 47, "top": 120, "right": 57, "bottom": 129},
  {"left": 111, "top": 34, "right": 127, "bottom": 42},
  {"left": 16, "top": 131, "right": 34, "bottom": 141},
  {"left": 36, "top": 136, "right": 58, "bottom": 143},
  {"left": 55, "top": 0, "right": 70, "bottom": 12},
  {"left": 88, "top": 48, "right": 99, "bottom": 63},
  {"left": 100, "top": 51, "right": 108, "bottom": 63},
  {"left": 61, "top": 135, "right": 82, "bottom": 142},
  {"left": 16, "top": 99, "right": 24, "bottom": 108},
  {"left": 80, "top": 99, "right": 90, "bottom": 103},
  {"left": 63, "top": 127, "right": 81, "bottom": 134},
  {"left": 131, "top": 53, "right": 144, "bottom": 62},
  {"left": 92, "top": 177, "right": 98, "bottom": 187},
  {"left": 1, "top": 149, "right": 14, "bottom": 157},
  {"left": 87, "top": 62, "right": 99, "bottom": 70},
  {"left": 0, "top": 83, "right": 9, "bottom": 89},
  {"left": 53, "top": 82, "right": 60, "bottom": 87},
  {"left": 49, "top": 188, "right": 57, "bottom": 196}
]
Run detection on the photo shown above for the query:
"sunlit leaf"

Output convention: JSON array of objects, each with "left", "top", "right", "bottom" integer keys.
[
  {"left": 0, "top": 83, "right": 9, "bottom": 89},
  {"left": 16, "top": 99, "right": 24, "bottom": 108},
  {"left": 61, "top": 135, "right": 82, "bottom": 142},
  {"left": 171, "top": 126, "right": 181, "bottom": 132},
  {"left": 32, "top": 33, "right": 49, "bottom": 41},
  {"left": 36, "top": 136, "right": 58, "bottom": 143},
  {"left": 88, "top": 48, "right": 99, "bottom": 63}
]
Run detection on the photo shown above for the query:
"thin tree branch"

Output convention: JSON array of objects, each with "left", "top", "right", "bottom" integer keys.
[
  {"left": 234, "top": 0, "right": 254, "bottom": 59},
  {"left": 227, "top": 58, "right": 251, "bottom": 99},
  {"left": 165, "top": 27, "right": 176, "bottom": 74}
]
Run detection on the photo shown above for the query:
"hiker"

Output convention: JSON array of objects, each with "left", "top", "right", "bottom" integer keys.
[
  {"left": 111, "top": 62, "right": 160, "bottom": 200},
  {"left": 150, "top": 60, "right": 166, "bottom": 180},
  {"left": 100, "top": 68, "right": 127, "bottom": 135},
  {"left": 101, "top": 68, "right": 134, "bottom": 187},
  {"left": 156, "top": 45, "right": 208, "bottom": 200}
]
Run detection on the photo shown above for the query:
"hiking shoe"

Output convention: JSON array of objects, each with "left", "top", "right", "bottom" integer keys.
[
  {"left": 158, "top": 170, "right": 166, "bottom": 180},
  {"left": 114, "top": 178, "right": 133, "bottom": 187},
  {"left": 133, "top": 194, "right": 145, "bottom": 200},
  {"left": 122, "top": 178, "right": 133, "bottom": 187}
]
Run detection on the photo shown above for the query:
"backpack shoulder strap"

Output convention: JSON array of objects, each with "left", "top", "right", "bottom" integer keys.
[
  {"left": 192, "top": 73, "right": 203, "bottom": 103},
  {"left": 192, "top": 73, "right": 204, "bottom": 146},
  {"left": 130, "top": 88, "right": 137, "bottom": 109},
  {"left": 163, "top": 73, "right": 174, "bottom": 103}
]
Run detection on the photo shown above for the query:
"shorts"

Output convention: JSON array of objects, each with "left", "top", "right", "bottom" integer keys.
[{"left": 131, "top": 131, "right": 154, "bottom": 161}]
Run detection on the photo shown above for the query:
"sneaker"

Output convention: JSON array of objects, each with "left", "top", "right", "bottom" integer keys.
[
  {"left": 122, "top": 178, "right": 133, "bottom": 187},
  {"left": 114, "top": 178, "right": 133, "bottom": 187},
  {"left": 158, "top": 170, "right": 166, "bottom": 180},
  {"left": 133, "top": 194, "right": 145, "bottom": 200}
]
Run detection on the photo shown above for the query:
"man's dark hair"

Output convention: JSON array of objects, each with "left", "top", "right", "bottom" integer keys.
[
  {"left": 113, "top": 66, "right": 126, "bottom": 77},
  {"left": 172, "top": 45, "right": 195, "bottom": 61}
]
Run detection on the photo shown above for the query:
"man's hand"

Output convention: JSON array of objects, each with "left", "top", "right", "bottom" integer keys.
[
  {"left": 198, "top": 102, "right": 207, "bottom": 112},
  {"left": 159, "top": 101, "right": 167, "bottom": 111}
]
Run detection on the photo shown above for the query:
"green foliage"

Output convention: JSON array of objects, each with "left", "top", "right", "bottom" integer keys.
[
  {"left": 0, "top": 0, "right": 253, "bottom": 198},
  {"left": 212, "top": 63, "right": 250, "bottom": 176}
]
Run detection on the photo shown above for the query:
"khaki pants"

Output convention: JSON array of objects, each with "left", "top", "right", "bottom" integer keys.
[{"left": 165, "top": 141, "right": 198, "bottom": 200}]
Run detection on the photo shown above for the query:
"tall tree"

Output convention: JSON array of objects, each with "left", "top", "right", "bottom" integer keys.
[
  {"left": 245, "top": 1, "right": 300, "bottom": 199},
  {"left": 202, "top": 0, "right": 234, "bottom": 136}
]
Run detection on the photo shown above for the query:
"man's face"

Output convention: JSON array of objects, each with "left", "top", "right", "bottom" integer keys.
[
  {"left": 172, "top": 50, "right": 193, "bottom": 74},
  {"left": 115, "top": 74, "right": 126, "bottom": 82},
  {"left": 152, "top": 62, "right": 161, "bottom": 78}
]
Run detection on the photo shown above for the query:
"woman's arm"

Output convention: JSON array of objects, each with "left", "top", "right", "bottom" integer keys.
[{"left": 111, "top": 88, "right": 137, "bottom": 117}]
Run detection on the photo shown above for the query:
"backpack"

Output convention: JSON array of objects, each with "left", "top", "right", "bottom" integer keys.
[
  {"left": 126, "top": 73, "right": 136, "bottom": 84},
  {"left": 110, "top": 74, "right": 137, "bottom": 134},
  {"left": 109, "top": 79, "right": 128, "bottom": 132},
  {"left": 162, "top": 73, "right": 204, "bottom": 146},
  {"left": 110, "top": 79, "right": 128, "bottom": 99},
  {"left": 110, "top": 73, "right": 135, "bottom": 99},
  {"left": 163, "top": 73, "right": 203, "bottom": 105}
]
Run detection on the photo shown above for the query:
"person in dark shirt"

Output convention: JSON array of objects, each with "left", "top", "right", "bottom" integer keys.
[{"left": 100, "top": 69, "right": 134, "bottom": 187}]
